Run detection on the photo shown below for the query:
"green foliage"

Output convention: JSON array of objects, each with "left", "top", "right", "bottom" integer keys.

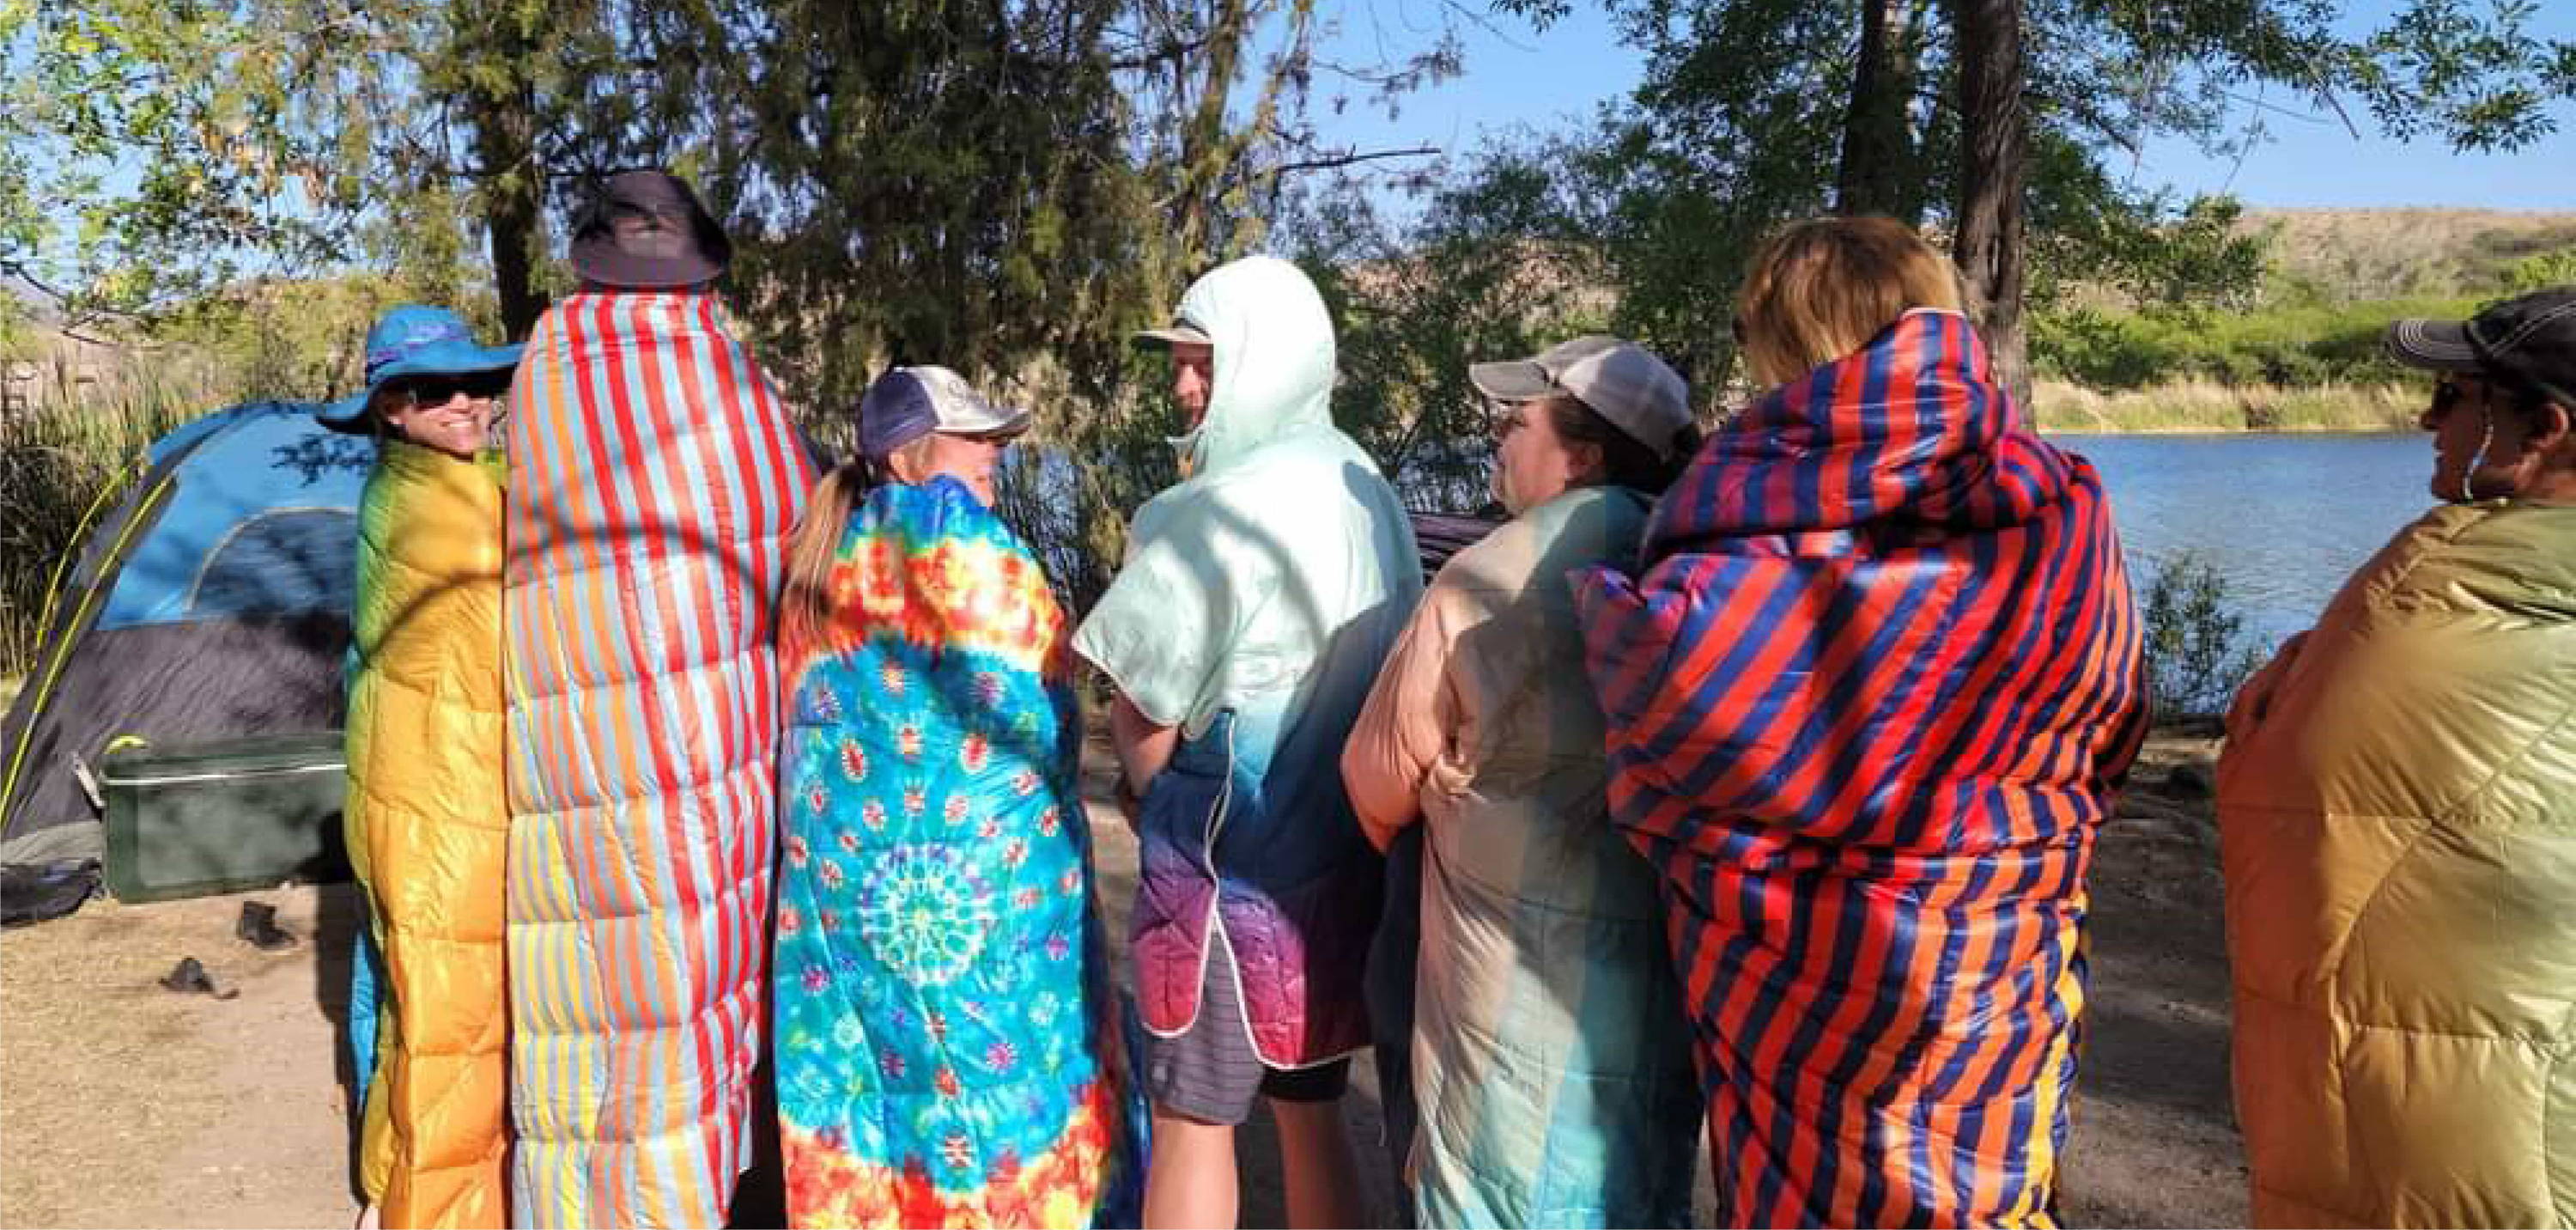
[
  {"left": 2139, "top": 551, "right": 2271, "bottom": 721},
  {"left": 2504, "top": 246, "right": 2576, "bottom": 294},
  {"left": 2032, "top": 377, "right": 2423, "bottom": 431},
  {"left": 1285, "top": 146, "right": 1608, "bottom": 513},
  {"left": 1475, "top": 0, "right": 2574, "bottom": 401},
  {"left": 2, "top": 0, "right": 610, "bottom": 333},
  {"left": 2028, "top": 192, "right": 2269, "bottom": 314},
  {"left": 2033, "top": 293, "right": 2484, "bottom": 389},
  {"left": 1567, "top": 0, "right": 1862, "bottom": 393},
  {"left": 1, "top": 398, "right": 201, "bottom": 679},
  {"left": 623, "top": 0, "right": 1171, "bottom": 408},
  {"left": 153, "top": 277, "right": 431, "bottom": 403}
]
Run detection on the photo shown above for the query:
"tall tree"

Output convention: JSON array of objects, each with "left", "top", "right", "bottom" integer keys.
[
  {"left": 2, "top": 0, "right": 617, "bottom": 340},
  {"left": 1504, "top": 0, "right": 2576, "bottom": 405},
  {"left": 1950, "top": 0, "right": 2029, "bottom": 393},
  {"left": 1838, "top": 0, "right": 1929, "bottom": 217}
]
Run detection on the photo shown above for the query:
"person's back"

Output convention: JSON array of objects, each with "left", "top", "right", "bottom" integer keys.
[
  {"left": 1120, "top": 418, "right": 1418, "bottom": 892},
  {"left": 1573, "top": 219, "right": 2145, "bottom": 1227},
  {"left": 2221, "top": 290, "right": 2576, "bottom": 1227},
  {"left": 1378, "top": 490, "right": 1706, "bottom": 1227},
  {"left": 502, "top": 172, "right": 816, "bottom": 1228},
  {"left": 1077, "top": 254, "right": 1419, "bottom": 1228},
  {"left": 765, "top": 367, "right": 1143, "bottom": 1230}
]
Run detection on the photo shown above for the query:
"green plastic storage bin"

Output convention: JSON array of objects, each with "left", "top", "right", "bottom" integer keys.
[{"left": 99, "top": 732, "right": 350, "bottom": 904}]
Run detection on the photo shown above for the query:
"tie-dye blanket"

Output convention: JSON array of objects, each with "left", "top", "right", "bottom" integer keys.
[
  {"left": 502, "top": 290, "right": 815, "bottom": 1227},
  {"left": 775, "top": 475, "right": 1142, "bottom": 1229},
  {"left": 1575, "top": 309, "right": 2146, "bottom": 1227}
]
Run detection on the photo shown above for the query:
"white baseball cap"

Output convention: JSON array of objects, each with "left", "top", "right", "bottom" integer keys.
[
  {"left": 1468, "top": 335, "right": 1694, "bottom": 460},
  {"left": 1132, "top": 318, "right": 1213, "bottom": 350}
]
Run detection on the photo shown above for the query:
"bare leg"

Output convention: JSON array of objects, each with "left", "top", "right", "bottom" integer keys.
[
  {"left": 1271, "top": 1096, "right": 1370, "bottom": 1228},
  {"left": 1144, "top": 1108, "right": 1239, "bottom": 1230}
]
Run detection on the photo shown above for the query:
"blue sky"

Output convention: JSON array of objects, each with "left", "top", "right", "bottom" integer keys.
[{"left": 1303, "top": 0, "right": 2575, "bottom": 212}]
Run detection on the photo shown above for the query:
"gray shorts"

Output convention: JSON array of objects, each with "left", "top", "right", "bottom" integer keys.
[{"left": 1143, "top": 935, "right": 1352, "bottom": 1125}]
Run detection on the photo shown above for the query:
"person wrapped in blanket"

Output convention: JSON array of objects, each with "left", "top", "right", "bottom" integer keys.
[
  {"left": 325, "top": 305, "right": 517, "bottom": 1230},
  {"left": 502, "top": 170, "right": 816, "bottom": 1228},
  {"left": 1075, "top": 255, "right": 1421, "bottom": 1228},
  {"left": 1573, "top": 216, "right": 2147, "bottom": 1227},
  {"left": 1340, "top": 336, "right": 1706, "bottom": 1228},
  {"left": 2220, "top": 289, "right": 2576, "bottom": 1227},
  {"left": 770, "top": 365, "right": 1145, "bottom": 1229}
]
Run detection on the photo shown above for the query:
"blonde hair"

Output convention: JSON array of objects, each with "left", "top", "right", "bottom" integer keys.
[
  {"left": 779, "top": 435, "right": 935, "bottom": 653},
  {"left": 1734, "top": 216, "right": 1965, "bottom": 387}
]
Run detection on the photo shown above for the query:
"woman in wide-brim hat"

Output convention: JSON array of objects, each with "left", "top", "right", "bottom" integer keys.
[
  {"left": 318, "top": 303, "right": 521, "bottom": 439},
  {"left": 335, "top": 304, "right": 519, "bottom": 1229}
]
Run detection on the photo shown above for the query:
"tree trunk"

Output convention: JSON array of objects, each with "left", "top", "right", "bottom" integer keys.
[
  {"left": 477, "top": 133, "right": 545, "bottom": 339},
  {"left": 1837, "top": 0, "right": 1920, "bottom": 218},
  {"left": 1948, "top": 0, "right": 2031, "bottom": 406},
  {"left": 455, "top": 3, "right": 548, "bottom": 338}
]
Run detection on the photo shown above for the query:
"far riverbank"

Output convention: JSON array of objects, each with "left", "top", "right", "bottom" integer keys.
[{"left": 2032, "top": 378, "right": 2417, "bottom": 434}]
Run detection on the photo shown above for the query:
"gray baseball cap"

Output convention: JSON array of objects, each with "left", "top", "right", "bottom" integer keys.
[{"left": 1469, "top": 335, "right": 1694, "bottom": 460}]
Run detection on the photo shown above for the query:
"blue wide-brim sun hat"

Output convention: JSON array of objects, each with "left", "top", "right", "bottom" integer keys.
[{"left": 318, "top": 304, "right": 524, "bottom": 431}]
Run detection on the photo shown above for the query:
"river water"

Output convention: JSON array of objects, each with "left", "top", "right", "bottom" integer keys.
[{"left": 2050, "top": 432, "right": 2438, "bottom": 648}]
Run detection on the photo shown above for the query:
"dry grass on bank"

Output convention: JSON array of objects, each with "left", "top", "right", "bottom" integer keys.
[
  {"left": 2249, "top": 208, "right": 2576, "bottom": 301},
  {"left": 2032, "top": 378, "right": 2421, "bottom": 434}
]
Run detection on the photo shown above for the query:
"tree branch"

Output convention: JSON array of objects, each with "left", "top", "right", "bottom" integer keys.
[{"left": 1269, "top": 144, "right": 1441, "bottom": 176}]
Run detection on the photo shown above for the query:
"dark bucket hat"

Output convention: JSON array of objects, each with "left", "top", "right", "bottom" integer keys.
[
  {"left": 568, "top": 169, "right": 733, "bottom": 289},
  {"left": 317, "top": 305, "right": 521, "bottom": 432}
]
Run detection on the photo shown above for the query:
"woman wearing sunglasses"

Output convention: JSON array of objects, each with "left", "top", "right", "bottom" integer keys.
[
  {"left": 2220, "top": 287, "right": 2576, "bottom": 1227},
  {"left": 322, "top": 304, "right": 518, "bottom": 1229}
]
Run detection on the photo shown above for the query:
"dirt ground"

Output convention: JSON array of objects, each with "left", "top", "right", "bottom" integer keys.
[{"left": 0, "top": 734, "right": 2242, "bottom": 1228}]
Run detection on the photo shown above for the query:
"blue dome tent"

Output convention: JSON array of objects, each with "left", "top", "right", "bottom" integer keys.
[{"left": 0, "top": 401, "right": 374, "bottom": 922}]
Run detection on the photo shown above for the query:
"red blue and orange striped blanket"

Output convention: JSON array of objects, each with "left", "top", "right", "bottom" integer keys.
[
  {"left": 503, "top": 291, "right": 816, "bottom": 1227},
  {"left": 1574, "top": 309, "right": 2146, "bottom": 1227}
]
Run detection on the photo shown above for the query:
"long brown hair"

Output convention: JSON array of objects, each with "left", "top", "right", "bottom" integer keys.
[
  {"left": 1735, "top": 216, "right": 1965, "bottom": 387},
  {"left": 778, "top": 437, "right": 933, "bottom": 653}
]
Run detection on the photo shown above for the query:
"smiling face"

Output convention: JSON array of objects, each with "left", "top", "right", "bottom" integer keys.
[{"left": 378, "top": 374, "right": 505, "bottom": 459}]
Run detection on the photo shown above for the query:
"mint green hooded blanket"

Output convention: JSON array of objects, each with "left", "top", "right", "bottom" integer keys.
[{"left": 1072, "top": 256, "right": 1422, "bottom": 1067}]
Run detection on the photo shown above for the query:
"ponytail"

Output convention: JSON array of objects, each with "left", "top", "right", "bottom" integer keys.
[
  {"left": 778, "top": 435, "right": 939, "bottom": 654},
  {"left": 780, "top": 461, "right": 872, "bottom": 655}
]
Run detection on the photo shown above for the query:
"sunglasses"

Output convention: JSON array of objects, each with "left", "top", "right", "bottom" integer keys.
[{"left": 388, "top": 375, "right": 508, "bottom": 408}]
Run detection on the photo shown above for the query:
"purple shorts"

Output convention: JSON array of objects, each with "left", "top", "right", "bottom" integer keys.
[{"left": 1144, "top": 935, "right": 1352, "bottom": 1125}]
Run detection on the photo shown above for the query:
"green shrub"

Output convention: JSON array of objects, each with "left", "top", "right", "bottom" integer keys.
[
  {"left": 0, "top": 398, "right": 199, "bottom": 679},
  {"left": 2503, "top": 247, "right": 2576, "bottom": 295},
  {"left": 2140, "top": 551, "right": 2272, "bottom": 721},
  {"left": 2033, "top": 295, "right": 2484, "bottom": 392}
]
